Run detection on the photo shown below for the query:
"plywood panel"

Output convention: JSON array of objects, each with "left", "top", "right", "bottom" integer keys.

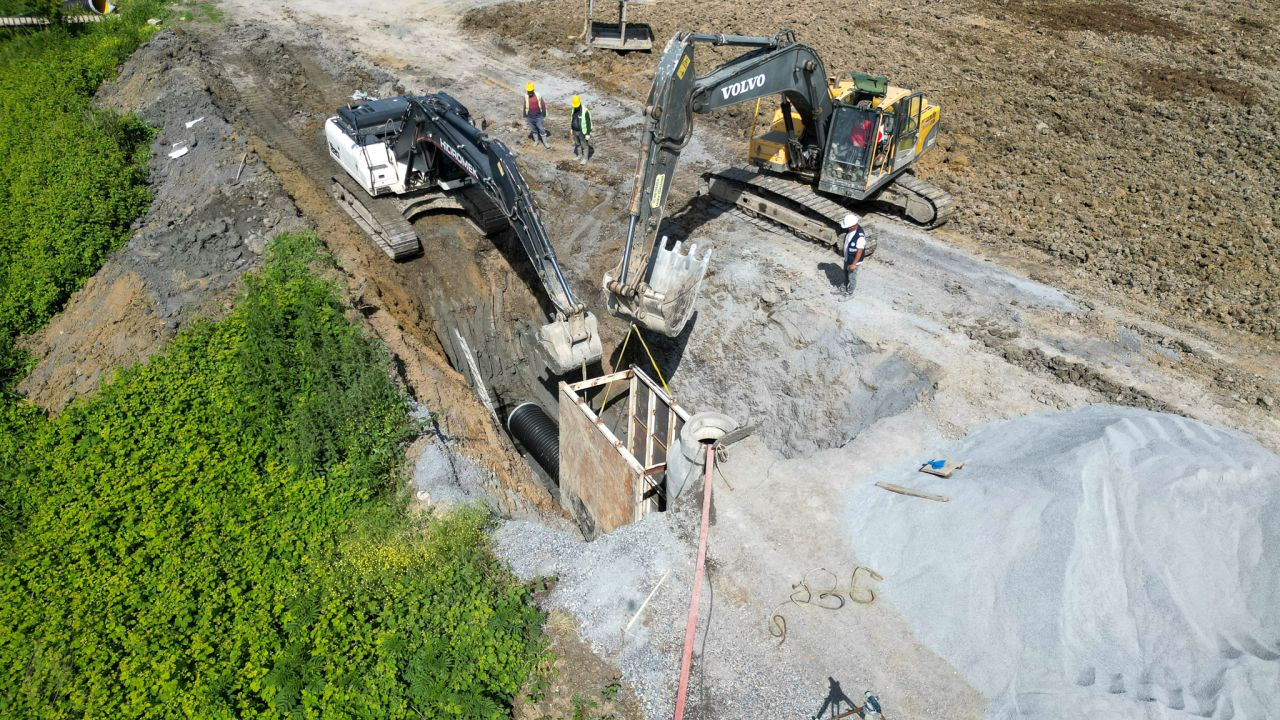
[{"left": 559, "top": 383, "right": 639, "bottom": 538}]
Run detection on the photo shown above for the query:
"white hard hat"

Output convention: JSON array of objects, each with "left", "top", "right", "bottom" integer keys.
[{"left": 841, "top": 213, "right": 860, "bottom": 228}]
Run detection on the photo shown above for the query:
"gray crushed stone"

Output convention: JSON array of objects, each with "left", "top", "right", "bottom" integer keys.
[
  {"left": 847, "top": 406, "right": 1280, "bottom": 720},
  {"left": 410, "top": 405, "right": 493, "bottom": 509},
  {"left": 495, "top": 500, "right": 822, "bottom": 720}
]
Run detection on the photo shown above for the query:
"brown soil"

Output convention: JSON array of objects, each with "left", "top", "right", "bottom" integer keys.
[
  {"left": 462, "top": 0, "right": 1280, "bottom": 343},
  {"left": 17, "top": 272, "right": 167, "bottom": 411},
  {"left": 514, "top": 611, "right": 644, "bottom": 720}
]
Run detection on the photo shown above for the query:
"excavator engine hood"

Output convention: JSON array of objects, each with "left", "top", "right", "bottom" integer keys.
[
  {"left": 605, "top": 238, "right": 710, "bottom": 337},
  {"left": 538, "top": 311, "right": 604, "bottom": 375}
]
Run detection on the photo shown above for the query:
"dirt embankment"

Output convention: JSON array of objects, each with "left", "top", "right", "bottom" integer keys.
[
  {"left": 17, "top": 30, "right": 301, "bottom": 411},
  {"left": 179, "top": 23, "right": 574, "bottom": 522},
  {"left": 463, "top": 0, "right": 1280, "bottom": 343}
]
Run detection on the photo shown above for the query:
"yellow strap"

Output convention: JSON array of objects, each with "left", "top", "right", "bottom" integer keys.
[
  {"left": 595, "top": 323, "right": 671, "bottom": 413},
  {"left": 630, "top": 325, "right": 671, "bottom": 396},
  {"left": 596, "top": 324, "right": 634, "bottom": 414}
]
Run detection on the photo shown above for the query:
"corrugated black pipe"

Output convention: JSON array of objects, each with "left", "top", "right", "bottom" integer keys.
[
  {"left": 507, "top": 402, "right": 559, "bottom": 483},
  {"left": 61, "top": 0, "right": 114, "bottom": 13}
]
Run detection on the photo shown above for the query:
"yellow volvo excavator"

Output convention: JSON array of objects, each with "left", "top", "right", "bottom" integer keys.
[{"left": 606, "top": 29, "right": 953, "bottom": 336}]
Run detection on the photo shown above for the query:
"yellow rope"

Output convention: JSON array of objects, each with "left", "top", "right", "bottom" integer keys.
[
  {"left": 747, "top": 97, "right": 762, "bottom": 139},
  {"left": 630, "top": 325, "right": 671, "bottom": 396},
  {"left": 595, "top": 324, "right": 635, "bottom": 414},
  {"left": 595, "top": 324, "right": 671, "bottom": 412}
]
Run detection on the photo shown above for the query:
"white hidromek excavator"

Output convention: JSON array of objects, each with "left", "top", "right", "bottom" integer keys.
[{"left": 324, "top": 92, "right": 602, "bottom": 375}]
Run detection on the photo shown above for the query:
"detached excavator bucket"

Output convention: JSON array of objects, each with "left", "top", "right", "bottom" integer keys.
[
  {"left": 538, "top": 311, "right": 604, "bottom": 375},
  {"left": 584, "top": 0, "right": 653, "bottom": 52},
  {"left": 606, "top": 238, "right": 710, "bottom": 337}
]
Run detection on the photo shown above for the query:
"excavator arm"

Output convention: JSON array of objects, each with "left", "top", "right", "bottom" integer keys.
[
  {"left": 607, "top": 30, "right": 834, "bottom": 335},
  {"left": 399, "top": 94, "right": 602, "bottom": 373}
]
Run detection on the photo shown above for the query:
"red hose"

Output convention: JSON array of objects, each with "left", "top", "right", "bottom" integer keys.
[{"left": 673, "top": 443, "right": 715, "bottom": 720}]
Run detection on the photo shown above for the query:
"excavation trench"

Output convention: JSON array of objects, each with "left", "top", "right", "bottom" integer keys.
[{"left": 193, "top": 27, "right": 940, "bottom": 525}]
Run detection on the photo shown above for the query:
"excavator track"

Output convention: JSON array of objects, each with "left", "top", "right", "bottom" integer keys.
[
  {"left": 879, "top": 171, "right": 956, "bottom": 228},
  {"left": 455, "top": 187, "right": 510, "bottom": 236},
  {"left": 703, "top": 166, "right": 872, "bottom": 253},
  {"left": 703, "top": 165, "right": 954, "bottom": 252},
  {"left": 233, "top": 89, "right": 424, "bottom": 260},
  {"left": 329, "top": 178, "right": 422, "bottom": 260}
]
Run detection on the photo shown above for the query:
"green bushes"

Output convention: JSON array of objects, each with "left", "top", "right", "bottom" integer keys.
[
  {"left": 0, "top": 2, "right": 163, "bottom": 386},
  {"left": 0, "top": 233, "right": 546, "bottom": 718}
]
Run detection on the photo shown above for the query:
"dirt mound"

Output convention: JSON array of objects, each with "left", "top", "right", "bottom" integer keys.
[
  {"left": 17, "top": 30, "right": 302, "bottom": 411},
  {"left": 462, "top": 0, "right": 1280, "bottom": 343},
  {"left": 848, "top": 406, "right": 1280, "bottom": 719}
]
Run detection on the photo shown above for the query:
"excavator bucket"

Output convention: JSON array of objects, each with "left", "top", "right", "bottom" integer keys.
[
  {"left": 606, "top": 238, "right": 710, "bottom": 337},
  {"left": 537, "top": 311, "right": 604, "bottom": 375},
  {"left": 584, "top": 0, "right": 653, "bottom": 52}
]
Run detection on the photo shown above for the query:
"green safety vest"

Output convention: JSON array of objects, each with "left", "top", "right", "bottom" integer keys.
[{"left": 572, "top": 105, "right": 592, "bottom": 134}]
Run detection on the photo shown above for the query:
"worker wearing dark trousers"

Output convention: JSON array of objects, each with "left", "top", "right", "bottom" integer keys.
[
  {"left": 569, "top": 95, "right": 593, "bottom": 165},
  {"left": 841, "top": 213, "right": 867, "bottom": 295},
  {"left": 523, "top": 82, "right": 550, "bottom": 148}
]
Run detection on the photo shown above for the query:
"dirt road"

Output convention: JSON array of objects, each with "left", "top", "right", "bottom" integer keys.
[{"left": 172, "top": 0, "right": 1279, "bottom": 716}]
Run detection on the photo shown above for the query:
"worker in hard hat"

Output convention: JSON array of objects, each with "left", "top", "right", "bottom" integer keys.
[
  {"left": 568, "top": 95, "right": 593, "bottom": 165},
  {"left": 840, "top": 213, "right": 867, "bottom": 295},
  {"left": 522, "top": 82, "right": 550, "bottom": 148}
]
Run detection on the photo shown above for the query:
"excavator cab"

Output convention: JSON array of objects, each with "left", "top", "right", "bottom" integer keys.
[
  {"left": 748, "top": 72, "right": 942, "bottom": 210},
  {"left": 820, "top": 105, "right": 878, "bottom": 192},
  {"left": 815, "top": 78, "right": 936, "bottom": 202}
]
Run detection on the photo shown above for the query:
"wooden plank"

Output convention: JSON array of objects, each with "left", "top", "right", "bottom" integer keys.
[
  {"left": 627, "top": 372, "right": 637, "bottom": 461},
  {"left": 645, "top": 384, "right": 657, "bottom": 468},
  {"left": 631, "top": 365, "right": 690, "bottom": 421},
  {"left": 876, "top": 482, "right": 948, "bottom": 502},
  {"left": 567, "top": 369, "right": 632, "bottom": 391}
]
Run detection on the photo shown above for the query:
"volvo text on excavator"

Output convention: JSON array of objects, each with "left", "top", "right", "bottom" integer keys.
[
  {"left": 324, "top": 92, "right": 602, "bottom": 375},
  {"left": 606, "top": 29, "right": 954, "bottom": 336}
]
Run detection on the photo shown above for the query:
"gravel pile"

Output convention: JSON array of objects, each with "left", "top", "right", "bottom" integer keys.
[
  {"left": 495, "top": 499, "right": 836, "bottom": 720},
  {"left": 846, "top": 406, "right": 1280, "bottom": 720}
]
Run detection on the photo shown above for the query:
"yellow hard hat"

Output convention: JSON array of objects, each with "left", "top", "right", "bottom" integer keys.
[
  {"left": 571, "top": 95, "right": 581, "bottom": 108},
  {"left": 525, "top": 82, "right": 535, "bottom": 93}
]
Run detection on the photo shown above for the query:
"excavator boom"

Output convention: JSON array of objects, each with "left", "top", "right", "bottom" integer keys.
[
  {"left": 607, "top": 31, "right": 836, "bottom": 336},
  {"left": 608, "top": 29, "right": 952, "bottom": 334},
  {"left": 330, "top": 93, "right": 602, "bottom": 374}
]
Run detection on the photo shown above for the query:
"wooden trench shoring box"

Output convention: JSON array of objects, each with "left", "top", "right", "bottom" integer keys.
[{"left": 558, "top": 366, "right": 689, "bottom": 538}]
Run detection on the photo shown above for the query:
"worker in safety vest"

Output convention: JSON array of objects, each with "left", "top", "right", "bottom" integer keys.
[
  {"left": 522, "top": 82, "right": 550, "bottom": 148},
  {"left": 841, "top": 213, "right": 868, "bottom": 296},
  {"left": 569, "top": 95, "right": 593, "bottom": 165}
]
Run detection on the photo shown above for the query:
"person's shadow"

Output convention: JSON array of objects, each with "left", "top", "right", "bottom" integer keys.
[
  {"left": 819, "top": 262, "right": 846, "bottom": 290},
  {"left": 810, "top": 677, "right": 862, "bottom": 719}
]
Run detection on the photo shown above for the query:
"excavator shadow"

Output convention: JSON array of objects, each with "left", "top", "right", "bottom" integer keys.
[
  {"left": 660, "top": 193, "right": 733, "bottom": 245},
  {"left": 618, "top": 310, "right": 698, "bottom": 383}
]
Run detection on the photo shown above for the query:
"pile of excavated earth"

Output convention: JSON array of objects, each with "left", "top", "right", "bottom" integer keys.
[{"left": 16, "top": 1, "right": 1278, "bottom": 719}]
